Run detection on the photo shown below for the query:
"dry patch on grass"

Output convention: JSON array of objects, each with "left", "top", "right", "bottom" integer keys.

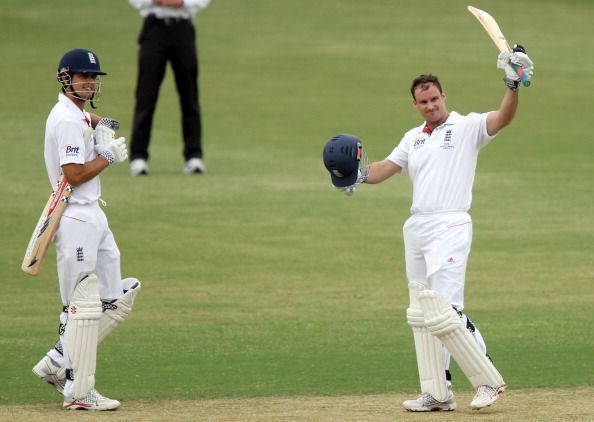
[{"left": 2, "top": 387, "right": 592, "bottom": 421}]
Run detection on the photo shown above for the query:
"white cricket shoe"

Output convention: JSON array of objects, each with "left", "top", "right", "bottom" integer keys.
[
  {"left": 32, "top": 355, "right": 66, "bottom": 394},
  {"left": 63, "top": 389, "right": 120, "bottom": 411},
  {"left": 184, "top": 157, "right": 206, "bottom": 174},
  {"left": 130, "top": 158, "right": 149, "bottom": 176},
  {"left": 403, "top": 391, "right": 457, "bottom": 412},
  {"left": 470, "top": 384, "right": 507, "bottom": 410}
]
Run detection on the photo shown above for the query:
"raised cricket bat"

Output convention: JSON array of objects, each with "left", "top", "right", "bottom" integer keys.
[
  {"left": 22, "top": 175, "right": 72, "bottom": 276},
  {"left": 467, "top": 5, "right": 531, "bottom": 86}
]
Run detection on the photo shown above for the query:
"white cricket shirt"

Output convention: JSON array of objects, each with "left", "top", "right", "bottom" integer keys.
[
  {"left": 388, "top": 111, "right": 495, "bottom": 215},
  {"left": 129, "top": 0, "right": 210, "bottom": 18},
  {"left": 44, "top": 93, "right": 101, "bottom": 204}
]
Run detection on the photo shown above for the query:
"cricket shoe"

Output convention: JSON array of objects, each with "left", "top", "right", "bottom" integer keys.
[
  {"left": 184, "top": 157, "right": 206, "bottom": 174},
  {"left": 32, "top": 355, "right": 66, "bottom": 394},
  {"left": 403, "top": 391, "right": 457, "bottom": 412},
  {"left": 470, "top": 384, "right": 507, "bottom": 410},
  {"left": 63, "top": 389, "right": 120, "bottom": 411},
  {"left": 130, "top": 158, "right": 149, "bottom": 176}
]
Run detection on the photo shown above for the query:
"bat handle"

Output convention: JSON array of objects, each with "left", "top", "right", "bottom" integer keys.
[{"left": 512, "top": 63, "right": 531, "bottom": 87}]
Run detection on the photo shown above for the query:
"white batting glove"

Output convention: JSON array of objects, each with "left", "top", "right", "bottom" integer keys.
[
  {"left": 95, "top": 137, "right": 128, "bottom": 165},
  {"left": 335, "top": 184, "right": 357, "bottom": 196},
  {"left": 333, "top": 167, "right": 369, "bottom": 196},
  {"left": 94, "top": 125, "right": 115, "bottom": 146},
  {"left": 510, "top": 51, "right": 534, "bottom": 77},
  {"left": 497, "top": 44, "right": 534, "bottom": 90},
  {"left": 94, "top": 117, "right": 121, "bottom": 146},
  {"left": 497, "top": 51, "right": 519, "bottom": 79}
]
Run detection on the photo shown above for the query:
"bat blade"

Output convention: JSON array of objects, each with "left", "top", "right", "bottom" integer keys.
[
  {"left": 22, "top": 176, "right": 72, "bottom": 276},
  {"left": 467, "top": 5, "right": 531, "bottom": 86},
  {"left": 467, "top": 6, "right": 510, "bottom": 53}
]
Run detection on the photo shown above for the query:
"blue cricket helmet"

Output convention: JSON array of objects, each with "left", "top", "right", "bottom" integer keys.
[
  {"left": 323, "top": 134, "right": 363, "bottom": 187},
  {"left": 58, "top": 49, "right": 107, "bottom": 75}
]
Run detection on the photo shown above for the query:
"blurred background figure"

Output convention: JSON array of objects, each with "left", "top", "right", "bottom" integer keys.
[{"left": 129, "top": 0, "right": 211, "bottom": 176}]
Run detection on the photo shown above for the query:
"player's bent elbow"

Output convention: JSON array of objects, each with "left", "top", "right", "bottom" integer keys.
[
  {"left": 61, "top": 172, "right": 85, "bottom": 188},
  {"left": 61, "top": 163, "right": 98, "bottom": 187}
]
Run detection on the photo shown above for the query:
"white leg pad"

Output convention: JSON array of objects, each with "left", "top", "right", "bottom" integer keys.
[
  {"left": 63, "top": 274, "right": 103, "bottom": 399},
  {"left": 407, "top": 282, "right": 449, "bottom": 401},
  {"left": 98, "top": 278, "right": 141, "bottom": 342},
  {"left": 417, "top": 289, "right": 505, "bottom": 389}
]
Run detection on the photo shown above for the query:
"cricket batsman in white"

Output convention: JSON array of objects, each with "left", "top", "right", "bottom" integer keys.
[
  {"left": 323, "top": 46, "right": 534, "bottom": 411},
  {"left": 32, "top": 48, "right": 141, "bottom": 411}
]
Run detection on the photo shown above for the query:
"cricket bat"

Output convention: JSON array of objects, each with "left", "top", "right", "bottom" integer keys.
[
  {"left": 22, "top": 175, "right": 72, "bottom": 276},
  {"left": 467, "top": 5, "right": 531, "bottom": 86}
]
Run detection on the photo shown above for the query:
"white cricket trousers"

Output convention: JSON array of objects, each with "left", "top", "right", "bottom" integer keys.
[
  {"left": 53, "top": 201, "right": 123, "bottom": 305},
  {"left": 403, "top": 211, "right": 488, "bottom": 373},
  {"left": 403, "top": 211, "right": 472, "bottom": 310}
]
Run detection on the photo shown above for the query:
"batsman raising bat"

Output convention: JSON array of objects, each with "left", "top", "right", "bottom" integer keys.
[
  {"left": 30, "top": 48, "right": 141, "bottom": 411},
  {"left": 323, "top": 45, "right": 533, "bottom": 411}
]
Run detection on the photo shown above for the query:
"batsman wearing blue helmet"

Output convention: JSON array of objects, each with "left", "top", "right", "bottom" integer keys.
[
  {"left": 32, "top": 48, "right": 141, "bottom": 411},
  {"left": 324, "top": 46, "right": 534, "bottom": 412}
]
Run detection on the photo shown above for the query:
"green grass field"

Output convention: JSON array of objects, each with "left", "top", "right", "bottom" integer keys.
[{"left": 1, "top": 0, "right": 593, "bottom": 416}]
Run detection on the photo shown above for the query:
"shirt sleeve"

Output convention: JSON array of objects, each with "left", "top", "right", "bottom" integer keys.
[
  {"left": 56, "top": 120, "right": 86, "bottom": 166},
  {"left": 471, "top": 112, "right": 497, "bottom": 149},
  {"left": 129, "top": 0, "right": 211, "bottom": 13}
]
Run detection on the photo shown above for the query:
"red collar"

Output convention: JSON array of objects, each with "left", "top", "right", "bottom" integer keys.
[{"left": 423, "top": 113, "right": 450, "bottom": 135}]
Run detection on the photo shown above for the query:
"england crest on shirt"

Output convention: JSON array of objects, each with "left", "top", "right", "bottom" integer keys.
[{"left": 440, "top": 129, "right": 454, "bottom": 150}]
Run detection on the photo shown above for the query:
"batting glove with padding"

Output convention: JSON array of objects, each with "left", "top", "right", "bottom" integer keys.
[
  {"left": 95, "top": 137, "right": 128, "bottom": 165},
  {"left": 94, "top": 125, "right": 115, "bottom": 146},
  {"left": 334, "top": 167, "right": 369, "bottom": 196},
  {"left": 94, "top": 118, "right": 120, "bottom": 146},
  {"left": 497, "top": 44, "right": 534, "bottom": 90},
  {"left": 510, "top": 44, "right": 534, "bottom": 75}
]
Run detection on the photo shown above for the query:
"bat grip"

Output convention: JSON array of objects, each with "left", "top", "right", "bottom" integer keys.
[{"left": 512, "top": 63, "right": 531, "bottom": 87}]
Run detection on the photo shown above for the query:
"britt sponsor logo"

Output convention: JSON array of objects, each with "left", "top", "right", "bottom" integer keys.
[
  {"left": 65, "top": 144, "right": 80, "bottom": 157},
  {"left": 413, "top": 137, "right": 427, "bottom": 149}
]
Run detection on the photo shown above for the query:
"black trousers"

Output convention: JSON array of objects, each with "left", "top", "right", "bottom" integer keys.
[{"left": 131, "top": 15, "right": 203, "bottom": 161}]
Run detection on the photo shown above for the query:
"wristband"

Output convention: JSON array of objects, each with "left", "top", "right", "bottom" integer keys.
[
  {"left": 503, "top": 77, "right": 520, "bottom": 91},
  {"left": 97, "top": 117, "right": 120, "bottom": 130},
  {"left": 98, "top": 150, "right": 115, "bottom": 165}
]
